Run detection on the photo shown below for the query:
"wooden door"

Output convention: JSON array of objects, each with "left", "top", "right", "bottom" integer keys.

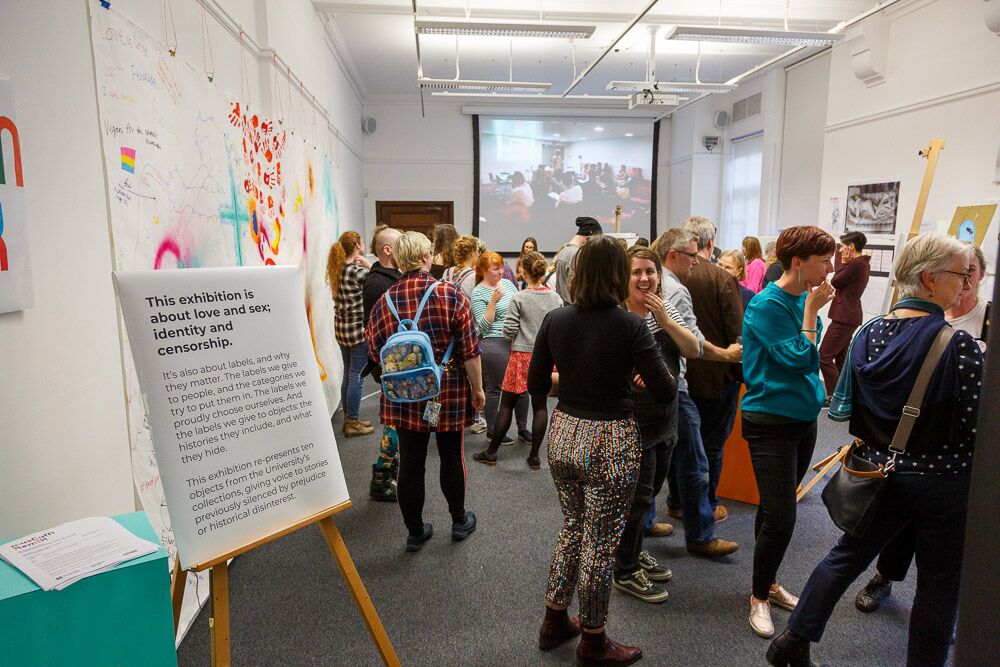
[{"left": 375, "top": 201, "right": 453, "bottom": 236}]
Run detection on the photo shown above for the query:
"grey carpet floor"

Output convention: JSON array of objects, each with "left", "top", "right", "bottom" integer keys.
[{"left": 177, "top": 379, "right": 919, "bottom": 666}]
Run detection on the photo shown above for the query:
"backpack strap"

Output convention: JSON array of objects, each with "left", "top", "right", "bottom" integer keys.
[
  {"left": 412, "top": 281, "right": 442, "bottom": 325},
  {"left": 382, "top": 290, "right": 412, "bottom": 331}
]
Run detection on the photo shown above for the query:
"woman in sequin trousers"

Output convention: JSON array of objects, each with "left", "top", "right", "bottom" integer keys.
[{"left": 527, "top": 236, "right": 676, "bottom": 666}]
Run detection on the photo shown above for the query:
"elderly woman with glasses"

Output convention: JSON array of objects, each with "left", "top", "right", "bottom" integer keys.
[{"left": 767, "top": 233, "right": 983, "bottom": 667}]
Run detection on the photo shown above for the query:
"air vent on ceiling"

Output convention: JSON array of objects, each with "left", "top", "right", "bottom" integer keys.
[{"left": 732, "top": 92, "right": 762, "bottom": 123}]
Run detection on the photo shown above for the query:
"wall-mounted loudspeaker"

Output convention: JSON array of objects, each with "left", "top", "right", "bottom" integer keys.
[
  {"left": 362, "top": 116, "right": 377, "bottom": 135},
  {"left": 713, "top": 110, "right": 729, "bottom": 129}
]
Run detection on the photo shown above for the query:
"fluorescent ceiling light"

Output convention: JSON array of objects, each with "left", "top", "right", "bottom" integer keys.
[
  {"left": 608, "top": 80, "right": 739, "bottom": 94},
  {"left": 625, "top": 133, "right": 634, "bottom": 137},
  {"left": 419, "top": 78, "right": 551, "bottom": 92},
  {"left": 415, "top": 19, "right": 595, "bottom": 39},
  {"left": 594, "top": 126, "right": 604, "bottom": 131},
  {"left": 664, "top": 25, "right": 843, "bottom": 47}
]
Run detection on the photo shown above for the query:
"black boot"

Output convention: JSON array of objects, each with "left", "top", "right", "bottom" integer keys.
[
  {"left": 766, "top": 629, "right": 817, "bottom": 667},
  {"left": 369, "top": 464, "right": 396, "bottom": 502},
  {"left": 389, "top": 455, "right": 399, "bottom": 481}
]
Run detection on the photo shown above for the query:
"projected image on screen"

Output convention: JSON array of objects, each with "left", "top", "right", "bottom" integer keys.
[{"left": 478, "top": 116, "right": 654, "bottom": 254}]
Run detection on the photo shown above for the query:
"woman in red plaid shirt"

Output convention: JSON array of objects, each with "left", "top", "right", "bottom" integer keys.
[{"left": 365, "top": 231, "right": 486, "bottom": 552}]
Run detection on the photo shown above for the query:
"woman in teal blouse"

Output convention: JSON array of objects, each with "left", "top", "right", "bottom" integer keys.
[{"left": 741, "top": 225, "right": 836, "bottom": 640}]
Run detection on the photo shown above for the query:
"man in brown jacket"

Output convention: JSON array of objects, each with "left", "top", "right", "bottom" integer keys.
[{"left": 678, "top": 217, "right": 744, "bottom": 522}]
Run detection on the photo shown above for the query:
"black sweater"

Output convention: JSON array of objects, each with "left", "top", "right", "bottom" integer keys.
[
  {"left": 528, "top": 305, "right": 676, "bottom": 420},
  {"left": 362, "top": 262, "right": 402, "bottom": 325}
]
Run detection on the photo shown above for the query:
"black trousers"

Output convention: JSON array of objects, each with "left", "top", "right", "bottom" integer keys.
[
  {"left": 743, "top": 417, "right": 817, "bottom": 600},
  {"left": 875, "top": 523, "right": 917, "bottom": 581},
  {"left": 396, "top": 429, "right": 466, "bottom": 535},
  {"left": 614, "top": 439, "right": 674, "bottom": 577}
]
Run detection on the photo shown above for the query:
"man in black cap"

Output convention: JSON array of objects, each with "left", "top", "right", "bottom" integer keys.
[{"left": 553, "top": 216, "right": 602, "bottom": 304}]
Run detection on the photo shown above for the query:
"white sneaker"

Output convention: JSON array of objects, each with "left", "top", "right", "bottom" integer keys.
[
  {"left": 749, "top": 597, "right": 774, "bottom": 638},
  {"left": 470, "top": 415, "right": 487, "bottom": 434},
  {"left": 768, "top": 584, "right": 799, "bottom": 611}
]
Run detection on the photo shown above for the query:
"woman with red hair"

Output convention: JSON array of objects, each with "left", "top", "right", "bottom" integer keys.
[
  {"left": 471, "top": 251, "right": 525, "bottom": 445},
  {"left": 741, "top": 225, "right": 836, "bottom": 639}
]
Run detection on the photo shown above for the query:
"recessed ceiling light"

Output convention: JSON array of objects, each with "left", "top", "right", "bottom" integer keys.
[
  {"left": 664, "top": 25, "right": 843, "bottom": 48},
  {"left": 625, "top": 133, "right": 634, "bottom": 137},
  {"left": 418, "top": 77, "right": 551, "bottom": 92},
  {"left": 594, "top": 126, "right": 604, "bottom": 132},
  {"left": 553, "top": 133, "right": 560, "bottom": 137},
  {"left": 414, "top": 19, "right": 595, "bottom": 39}
]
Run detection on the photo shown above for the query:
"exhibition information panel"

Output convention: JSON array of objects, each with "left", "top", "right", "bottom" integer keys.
[{"left": 115, "top": 266, "right": 349, "bottom": 569}]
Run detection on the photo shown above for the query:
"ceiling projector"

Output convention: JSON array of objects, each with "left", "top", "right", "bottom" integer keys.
[{"left": 628, "top": 90, "right": 682, "bottom": 109}]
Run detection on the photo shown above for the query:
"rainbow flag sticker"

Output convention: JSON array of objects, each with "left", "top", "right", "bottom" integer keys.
[{"left": 121, "top": 147, "right": 136, "bottom": 174}]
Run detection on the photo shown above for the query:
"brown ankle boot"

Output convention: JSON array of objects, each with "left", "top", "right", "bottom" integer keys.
[
  {"left": 538, "top": 607, "right": 581, "bottom": 651},
  {"left": 343, "top": 418, "right": 374, "bottom": 437},
  {"left": 575, "top": 630, "right": 642, "bottom": 666}
]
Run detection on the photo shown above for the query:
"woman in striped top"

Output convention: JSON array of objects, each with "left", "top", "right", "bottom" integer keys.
[
  {"left": 471, "top": 251, "right": 526, "bottom": 445},
  {"left": 327, "top": 231, "right": 374, "bottom": 437},
  {"left": 473, "top": 251, "right": 562, "bottom": 468}
]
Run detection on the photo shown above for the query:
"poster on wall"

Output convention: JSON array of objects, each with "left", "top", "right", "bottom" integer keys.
[
  {"left": 0, "top": 75, "right": 34, "bottom": 313},
  {"left": 114, "top": 267, "right": 349, "bottom": 569},
  {"left": 947, "top": 204, "right": 997, "bottom": 247},
  {"left": 845, "top": 180, "right": 900, "bottom": 235},
  {"left": 827, "top": 196, "right": 842, "bottom": 235},
  {"left": 88, "top": 0, "right": 342, "bottom": 636}
]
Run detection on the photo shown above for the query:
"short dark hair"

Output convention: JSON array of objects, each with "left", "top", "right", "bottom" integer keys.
[
  {"left": 571, "top": 236, "right": 629, "bottom": 308},
  {"left": 840, "top": 231, "right": 867, "bottom": 252},
  {"left": 776, "top": 226, "right": 837, "bottom": 270}
]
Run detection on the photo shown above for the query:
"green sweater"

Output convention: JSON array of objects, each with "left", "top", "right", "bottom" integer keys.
[{"left": 741, "top": 282, "right": 824, "bottom": 422}]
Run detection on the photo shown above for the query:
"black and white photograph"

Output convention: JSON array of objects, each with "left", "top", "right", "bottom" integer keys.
[{"left": 845, "top": 180, "right": 901, "bottom": 234}]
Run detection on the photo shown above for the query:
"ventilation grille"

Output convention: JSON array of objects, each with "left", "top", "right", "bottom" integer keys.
[{"left": 732, "top": 92, "right": 762, "bottom": 123}]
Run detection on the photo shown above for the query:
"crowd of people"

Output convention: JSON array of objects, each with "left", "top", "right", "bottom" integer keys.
[{"left": 324, "top": 216, "right": 985, "bottom": 667}]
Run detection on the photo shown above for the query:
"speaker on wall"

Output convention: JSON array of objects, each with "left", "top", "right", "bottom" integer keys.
[
  {"left": 362, "top": 116, "right": 377, "bottom": 135},
  {"left": 713, "top": 110, "right": 729, "bottom": 129}
]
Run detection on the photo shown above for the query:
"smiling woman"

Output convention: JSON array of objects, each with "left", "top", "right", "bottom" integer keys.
[{"left": 740, "top": 225, "right": 836, "bottom": 640}]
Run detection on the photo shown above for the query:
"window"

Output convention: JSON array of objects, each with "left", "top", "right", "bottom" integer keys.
[{"left": 721, "top": 131, "right": 763, "bottom": 249}]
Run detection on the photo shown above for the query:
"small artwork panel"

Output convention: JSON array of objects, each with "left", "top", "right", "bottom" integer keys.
[
  {"left": 947, "top": 205, "right": 997, "bottom": 247},
  {"left": 845, "top": 181, "right": 900, "bottom": 235},
  {"left": 0, "top": 74, "right": 34, "bottom": 312}
]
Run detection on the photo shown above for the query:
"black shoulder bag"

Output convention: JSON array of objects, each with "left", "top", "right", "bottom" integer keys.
[{"left": 821, "top": 325, "right": 956, "bottom": 537}]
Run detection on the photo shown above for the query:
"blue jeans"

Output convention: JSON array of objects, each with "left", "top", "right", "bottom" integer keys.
[
  {"left": 788, "top": 472, "right": 969, "bottom": 667},
  {"left": 692, "top": 381, "right": 740, "bottom": 510},
  {"left": 673, "top": 392, "right": 715, "bottom": 545},
  {"left": 339, "top": 341, "right": 368, "bottom": 420}
]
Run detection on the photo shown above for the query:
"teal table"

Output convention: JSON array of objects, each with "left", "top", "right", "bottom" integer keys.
[{"left": 0, "top": 511, "right": 177, "bottom": 666}]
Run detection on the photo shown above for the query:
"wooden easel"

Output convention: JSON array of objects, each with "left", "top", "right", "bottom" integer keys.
[
  {"left": 889, "top": 138, "right": 946, "bottom": 305},
  {"left": 613, "top": 204, "right": 622, "bottom": 233},
  {"left": 169, "top": 501, "right": 400, "bottom": 667}
]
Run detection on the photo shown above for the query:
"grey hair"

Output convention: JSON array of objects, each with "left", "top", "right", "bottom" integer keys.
[
  {"left": 681, "top": 216, "right": 717, "bottom": 250},
  {"left": 652, "top": 228, "right": 698, "bottom": 264},
  {"left": 894, "top": 233, "right": 970, "bottom": 298}
]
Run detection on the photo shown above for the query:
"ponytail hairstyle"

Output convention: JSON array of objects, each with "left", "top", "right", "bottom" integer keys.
[
  {"left": 452, "top": 235, "right": 480, "bottom": 268},
  {"left": 326, "top": 230, "right": 363, "bottom": 298},
  {"left": 519, "top": 251, "right": 548, "bottom": 284}
]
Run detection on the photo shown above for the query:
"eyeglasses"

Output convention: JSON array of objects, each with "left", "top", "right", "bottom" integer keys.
[
  {"left": 940, "top": 270, "right": 973, "bottom": 286},
  {"left": 675, "top": 250, "right": 699, "bottom": 260}
]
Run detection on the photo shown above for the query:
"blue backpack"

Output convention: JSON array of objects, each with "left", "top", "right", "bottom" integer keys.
[{"left": 380, "top": 282, "right": 455, "bottom": 403}]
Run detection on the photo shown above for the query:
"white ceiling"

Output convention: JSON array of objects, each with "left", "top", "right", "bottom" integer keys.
[{"left": 315, "top": 0, "right": 878, "bottom": 103}]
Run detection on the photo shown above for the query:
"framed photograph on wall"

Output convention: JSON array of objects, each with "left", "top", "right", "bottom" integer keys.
[{"left": 845, "top": 180, "right": 901, "bottom": 235}]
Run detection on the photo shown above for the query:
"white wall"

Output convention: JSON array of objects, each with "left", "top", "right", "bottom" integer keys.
[
  {"left": 0, "top": 0, "right": 363, "bottom": 541},
  {"left": 777, "top": 53, "right": 831, "bottom": 232},
  {"left": 662, "top": 70, "right": 783, "bottom": 242},
  {"left": 818, "top": 0, "right": 1000, "bottom": 316},
  {"left": 361, "top": 97, "right": 474, "bottom": 236}
]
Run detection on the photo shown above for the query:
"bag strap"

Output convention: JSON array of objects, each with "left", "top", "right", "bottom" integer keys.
[
  {"left": 384, "top": 281, "right": 443, "bottom": 332},
  {"left": 413, "top": 281, "right": 442, "bottom": 325},
  {"left": 888, "top": 325, "right": 956, "bottom": 455}
]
